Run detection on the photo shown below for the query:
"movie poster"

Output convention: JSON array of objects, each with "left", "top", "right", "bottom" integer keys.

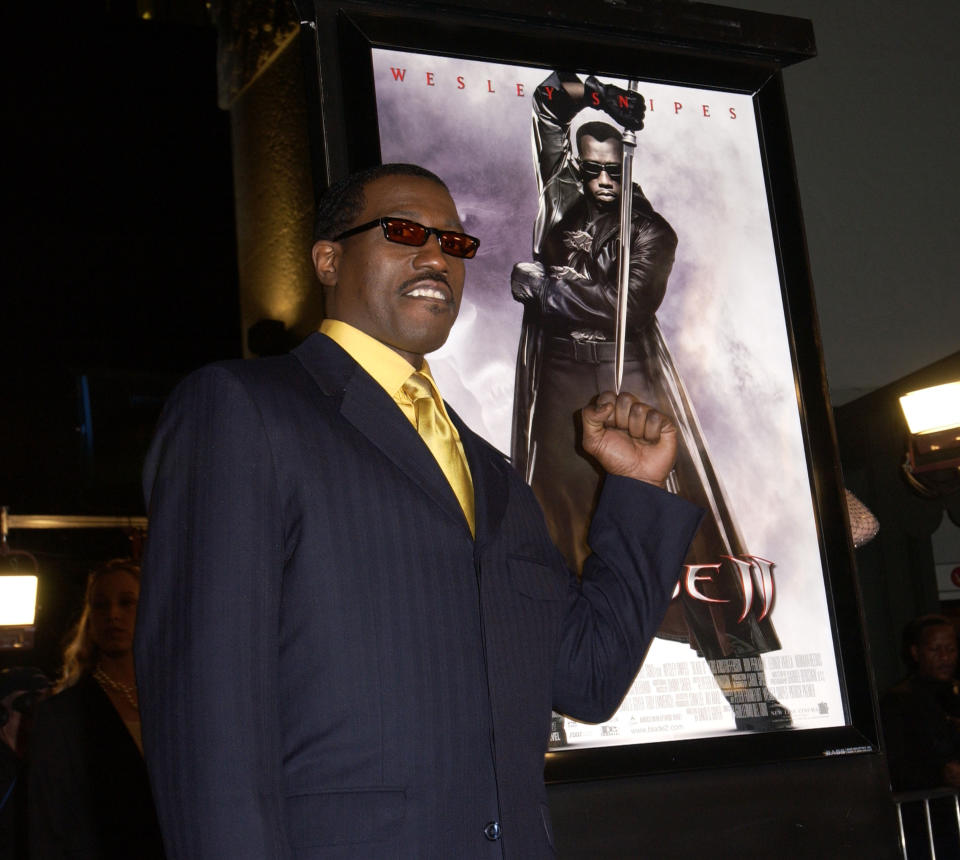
[{"left": 371, "top": 48, "right": 845, "bottom": 745}]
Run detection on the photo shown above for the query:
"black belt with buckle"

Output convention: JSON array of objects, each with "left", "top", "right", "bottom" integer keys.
[{"left": 545, "top": 336, "right": 646, "bottom": 364}]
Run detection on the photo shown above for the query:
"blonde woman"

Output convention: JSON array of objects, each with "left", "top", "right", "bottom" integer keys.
[{"left": 29, "top": 559, "right": 164, "bottom": 859}]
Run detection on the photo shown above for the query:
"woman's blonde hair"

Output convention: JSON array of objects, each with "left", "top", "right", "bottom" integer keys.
[{"left": 57, "top": 558, "right": 141, "bottom": 692}]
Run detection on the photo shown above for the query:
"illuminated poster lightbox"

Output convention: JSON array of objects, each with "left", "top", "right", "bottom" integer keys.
[{"left": 372, "top": 48, "right": 842, "bottom": 743}]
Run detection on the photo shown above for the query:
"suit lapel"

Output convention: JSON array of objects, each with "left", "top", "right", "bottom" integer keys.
[{"left": 294, "top": 333, "right": 471, "bottom": 535}]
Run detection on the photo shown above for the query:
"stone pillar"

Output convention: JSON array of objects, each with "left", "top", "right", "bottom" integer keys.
[{"left": 211, "top": 1, "right": 323, "bottom": 356}]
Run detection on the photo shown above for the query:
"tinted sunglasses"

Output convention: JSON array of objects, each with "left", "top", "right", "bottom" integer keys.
[
  {"left": 333, "top": 217, "right": 481, "bottom": 259},
  {"left": 579, "top": 160, "right": 622, "bottom": 180}
]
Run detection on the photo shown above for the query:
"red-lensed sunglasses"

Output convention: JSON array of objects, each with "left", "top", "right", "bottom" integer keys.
[{"left": 333, "top": 217, "right": 481, "bottom": 259}]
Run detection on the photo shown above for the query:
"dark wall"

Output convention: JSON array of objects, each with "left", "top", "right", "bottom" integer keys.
[
  {"left": 2, "top": 9, "right": 240, "bottom": 516},
  {"left": 1, "top": 9, "right": 240, "bottom": 677}
]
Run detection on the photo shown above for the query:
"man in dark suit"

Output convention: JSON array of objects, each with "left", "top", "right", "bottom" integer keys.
[{"left": 136, "top": 163, "right": 702, "bottom": 859}]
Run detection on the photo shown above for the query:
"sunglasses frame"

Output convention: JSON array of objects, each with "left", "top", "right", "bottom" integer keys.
[{"left": 333, "top": 217, "right": 480, "bottom": 259}]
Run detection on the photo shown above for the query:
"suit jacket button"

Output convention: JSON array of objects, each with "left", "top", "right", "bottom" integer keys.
[{"left": 483, "top": 821, "right": 501, "bottom": 841}]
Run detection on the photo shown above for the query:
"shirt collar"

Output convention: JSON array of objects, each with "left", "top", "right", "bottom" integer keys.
[{"left": 319, "top": 319, "right": 439, "bottom": 398}]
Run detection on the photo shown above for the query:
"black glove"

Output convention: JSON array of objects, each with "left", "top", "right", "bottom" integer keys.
[
  {"left": 583, "top": 76, "right": 645, "bottom": 131},
  {"left": 511, "top": 262, "right": 547, "bottom": 304}
]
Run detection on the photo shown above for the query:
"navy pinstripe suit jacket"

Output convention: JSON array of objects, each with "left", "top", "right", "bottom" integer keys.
[{"left": 136, "top": 332, "right": 701, "bottom": 859}]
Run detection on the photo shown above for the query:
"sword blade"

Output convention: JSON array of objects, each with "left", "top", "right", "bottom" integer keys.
[{"left": 614, "top": 80, "right": 640, "bottom": 394}]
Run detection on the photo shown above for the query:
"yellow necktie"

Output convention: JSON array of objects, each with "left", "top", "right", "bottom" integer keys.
[{"left": 403, "top": 372, "right": 475, "bottom": 536}]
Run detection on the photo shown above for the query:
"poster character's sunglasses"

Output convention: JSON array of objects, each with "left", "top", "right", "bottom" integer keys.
[
  {"left": 333, "top": 217, "right": 481, "bottom": 259},
  {"left": 579, "top": 160, "right": 623, "bottom": 180}
]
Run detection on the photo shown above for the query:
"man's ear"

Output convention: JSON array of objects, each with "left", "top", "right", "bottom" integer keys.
[
  {"left": 910, "top": 644, "right": 921, "bottom": 664},
  {"left": 312, "top": 239, "right": 340, "bottom": 287}
]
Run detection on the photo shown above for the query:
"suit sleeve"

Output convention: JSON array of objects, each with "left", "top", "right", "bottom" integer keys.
[
  {"left": 532, "top": 71, "right": 584, "bottom": 256},
  {"left": 552, "top": 476, "right": 702, "bottom": 722},
  {"left": 136, "top": 365, "right": 288, "bottom": 859}
]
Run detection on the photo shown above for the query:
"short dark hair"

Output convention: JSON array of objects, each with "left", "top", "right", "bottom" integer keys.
[
  {"left": 313, "top": 163, "right": 450, "bottom": 242},
  {"left": 901, "top": 614, "right": 956, "bottom": 669},
  {"left": 576, "top": 121, "right": 623, "bottom": 154}
]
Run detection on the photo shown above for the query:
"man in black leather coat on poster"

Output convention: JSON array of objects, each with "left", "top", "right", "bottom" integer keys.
[{"left": 511, "top": 71, "right": 790, "bottom": 734}]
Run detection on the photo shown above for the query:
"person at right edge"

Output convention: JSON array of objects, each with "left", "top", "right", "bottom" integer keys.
[
  {"left": 881, "top": 615, "right": 960, "bottom": 858},
  {"left": 511, "top": 70, "right": 791, "bottom": 734},
  {"left": 882, "top": 615, "right": 960, "bottom": 790}
]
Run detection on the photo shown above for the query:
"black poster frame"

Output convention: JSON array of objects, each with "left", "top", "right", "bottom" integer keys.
[{"left": 294, "top": 0, "right": 879, "bottom": 782}]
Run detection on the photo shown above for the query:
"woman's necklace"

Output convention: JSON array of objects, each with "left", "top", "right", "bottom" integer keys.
[{"left": 93, "top": 665, "right": 139, "bottom": 710}]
